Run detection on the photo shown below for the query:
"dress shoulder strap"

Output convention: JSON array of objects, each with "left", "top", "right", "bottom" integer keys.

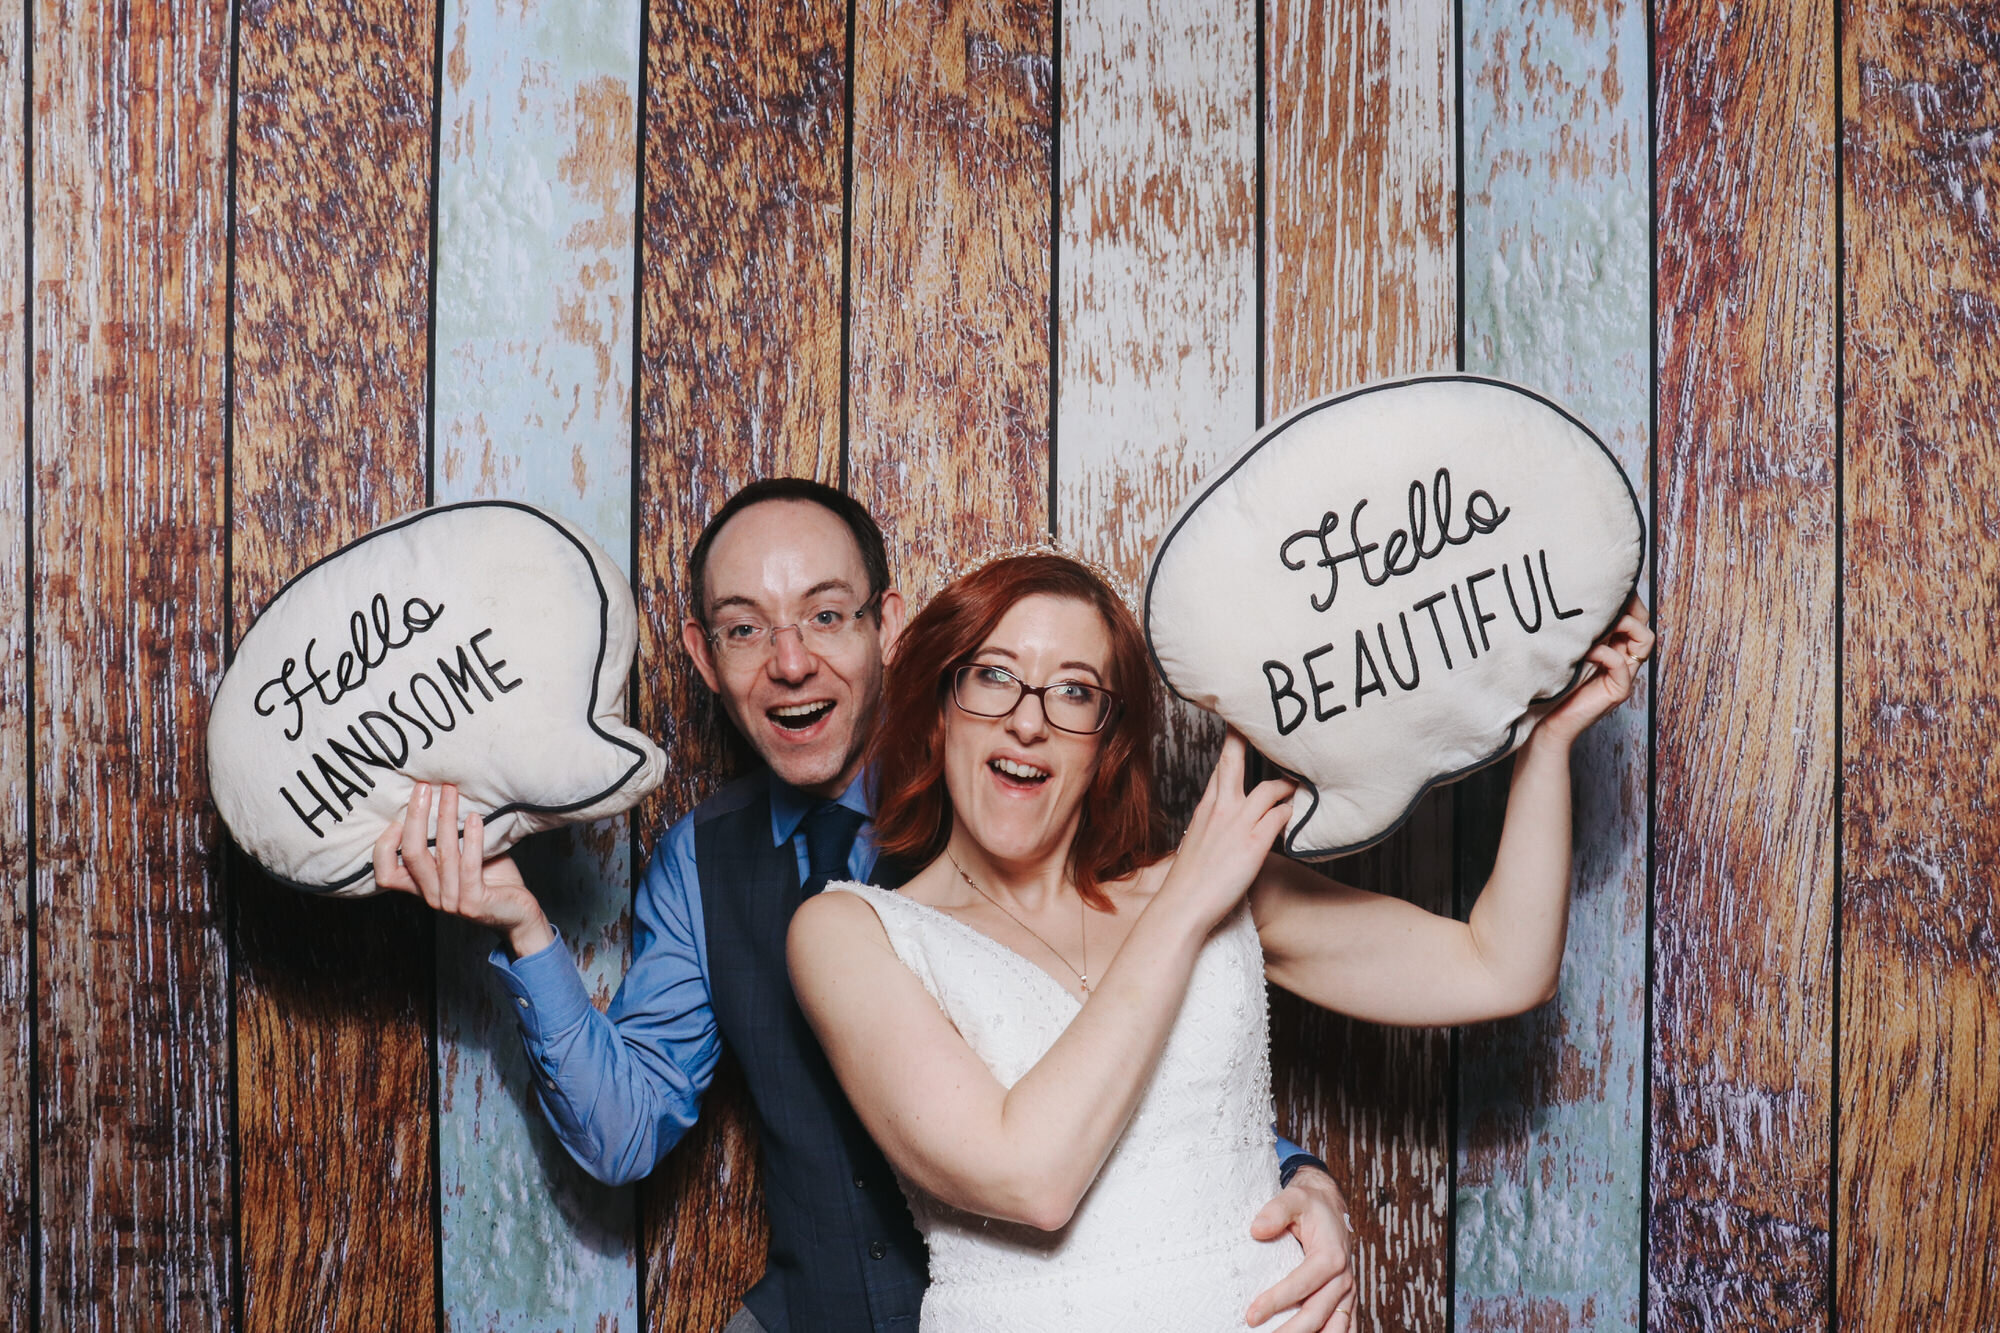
[{"left": 820, "top": 882, "right": 948, "bottom": 1009}]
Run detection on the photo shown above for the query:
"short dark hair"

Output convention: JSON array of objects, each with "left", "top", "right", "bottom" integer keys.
[{"left": 686, "top": 478, "right": 891, "bottom": 625}]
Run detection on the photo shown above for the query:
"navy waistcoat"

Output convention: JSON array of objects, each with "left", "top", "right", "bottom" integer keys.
[{"left": 694, "top": 771, "right": 925, "bottom": 1333}]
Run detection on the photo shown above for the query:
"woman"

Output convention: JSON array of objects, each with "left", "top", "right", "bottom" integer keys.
[{"left": 787, "top": 552, "right": 1652, "bottom": 1331}]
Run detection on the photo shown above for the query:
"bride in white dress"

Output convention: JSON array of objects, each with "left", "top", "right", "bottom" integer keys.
[{"left": 789, "top": 553, "right": 1651, "bottom": 1332}]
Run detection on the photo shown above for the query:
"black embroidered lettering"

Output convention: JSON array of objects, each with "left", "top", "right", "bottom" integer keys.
[
  {"left": 1465, "top": 568, "right": 1500, "bottom": 651},
  {"left": 315, "top": 753, "right": 367, "bottom": 811},
  {"left": 283, "top": 769, "right": 340, "bottom": 838},
  {"left": 408, "top": 671, "right": 458, "bottom": 732},
  {"left": 1264, "top": 661, "right": 1307, "bottom": 736},
  {"left": 1302, "top": 643, "right": 1345, "bottom": 722},
  {"left": 1504, "top": 556, "right": 1543, "bottom": 633},
  {"left": 438, "top": 643, "right": 496, "bottom": 713},
  {"left": 389, "top": 690, "right": 435, "bottom": 751},
  {"left": 1539, "top": 549, "right": 1585, "bottom": 620},
  {"left": 327, "top": 729, "right": 385, "bottom": 789},
  {"left": 1413, "top": 591, "right": 1454, "bottom": 670},
  {"left": 1378, "top": 614, "right": 1421, "bottom": 691},
  {"left": 1352, "top": 630, "right": 1387, "bottom": 706},
  {"left": 470, "top": 628, "right": 524, "bottom": 694},
  {"left": 357, "top": 711, "right": 410, "bottom": 767},
  {"left": 1450, "top": 585, "right": 1481, "bottom": 660}
]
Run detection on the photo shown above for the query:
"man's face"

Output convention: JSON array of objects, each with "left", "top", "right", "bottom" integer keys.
[{"left": 682, "top": 499, "right": 905, "bottom": 798}]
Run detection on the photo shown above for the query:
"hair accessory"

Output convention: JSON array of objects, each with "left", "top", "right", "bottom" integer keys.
[{"left": 938, "top": 538, "right": 1140, "bottom": 612}]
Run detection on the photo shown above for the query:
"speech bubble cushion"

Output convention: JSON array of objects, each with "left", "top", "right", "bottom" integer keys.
[
  {"left": 1145, "top": 375, "right": 1644, "bottom": 859},
  {"left": 208, "top": 501, "right": 667, "bottom": 896}
]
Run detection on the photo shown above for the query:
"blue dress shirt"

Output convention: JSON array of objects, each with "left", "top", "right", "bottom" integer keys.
[{"left": 487, "top": 774, "right": 876, "bottom": 1186}]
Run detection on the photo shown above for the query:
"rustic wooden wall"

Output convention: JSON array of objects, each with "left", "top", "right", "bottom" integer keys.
[{"left": 5, "top": 0, "right": 1996, "bottom": 1329}]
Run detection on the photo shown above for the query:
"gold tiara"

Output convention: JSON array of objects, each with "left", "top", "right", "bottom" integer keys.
[{"left": 937, "top": 539, "right": 1141, "bottom": 613}]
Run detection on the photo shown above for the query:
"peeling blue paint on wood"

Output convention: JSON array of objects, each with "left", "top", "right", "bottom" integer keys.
[
  {"left": 1454, "top": 2, "right": 1650, "bottom": 1328},
  {"left": 432, "top": 0, "right": 644, "bottom": 1326}
]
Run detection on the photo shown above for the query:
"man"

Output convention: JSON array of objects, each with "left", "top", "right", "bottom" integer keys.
[{"left": 378, "top": 478, "right": 1355, "bottom": 1332}]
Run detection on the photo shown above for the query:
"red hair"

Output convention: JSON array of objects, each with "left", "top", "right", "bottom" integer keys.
[{"left": 868, "top": 553, "right": 1165, "bottom": 910}]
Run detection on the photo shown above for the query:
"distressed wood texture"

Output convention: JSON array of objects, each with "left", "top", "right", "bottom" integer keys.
[
  {"left": 636, "top": 1, "right": 848, "bottom": 1325},
  {"left": 1453, "top": 1, "right": 1650, "bottom": 1327},
  {"left": 0, "top": 5, "right": 31, "bottom": 1329},
  {"left": 31, "top": 1, "right": 235, "bottom": 1325},
  {"left": 1649, "top": 0, "right": 1837, "bottom": 1324},
  {"left": 431, "top": 2, "right": 643, "bottom": 1325},
  {"left": 1053, "top": 0, "right": 1253, "bottom": 820},
  {"left": 228, "top": 1, "right": 440, "bottom": 1327},
  {"left": 1839, "top": 6, "right": 2000, "bottom": 1326},
  {"left": 847, "top": 0, "right": 1055, "bottom": 600},
  {"left": 1263, "top": 0, "right": 1457, "bottom": 1325},
  {"left": 0, "top": 0, "right": 29, "bottom": 1323}
]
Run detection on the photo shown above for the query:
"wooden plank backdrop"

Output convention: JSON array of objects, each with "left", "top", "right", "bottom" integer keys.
[
  {"left": 1263, "top": 0, "right": 1458, "bottom": 1326},
  {"left": 1650, "top": 0, "right": 1839, "bottom": 1326},
  {"left": 633, "top": 1, "right": 849, "bottom": 1324},
  {"left": 1454, "top": 0, "right": 1651, "bottom": 1328},
  {"left": 0, "top": 0, "right": 28, "bottom": 1325},
  {"left": 430, "top": 1, "right": 644, "bottom": 1326},
  {"left": 1053, "top": 0, "right": 1251, "bottom": 818},
  {"left": 847, "top": 0, "right": 1056, "bottom": 598},
  {"left": 31, "top": 3, "right": 236, "bottom": 1328},
  {"left": 227, "top": 2, "right": 442, "bottom": 1328},
  {"left": 1838, "top": 4, "right": 2000, "bottom": 1328},
  {"left": 8, "top": 0, "right": 2000, "bottom": 1329}
]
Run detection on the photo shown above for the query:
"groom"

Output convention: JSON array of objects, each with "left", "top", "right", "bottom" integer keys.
[{"left": 387, "top": 478, "right": 1354, "bottom": 1332}]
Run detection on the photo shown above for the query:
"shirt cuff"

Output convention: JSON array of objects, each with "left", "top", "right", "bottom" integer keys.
[{"left": 488, "top": 930, "right": 596, "bottom": 1042}]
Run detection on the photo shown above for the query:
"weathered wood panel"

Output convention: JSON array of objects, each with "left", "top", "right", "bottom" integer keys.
[
  {"left": 1263, "top": 0, "right": 1457, "bottom": 1325},
  {"left": 1053, "top": 0, "right": 1253, "bottom": 819},
  {"left": 228, "top": 1, "right": 440, "bottom": 1327},
  {"left": 31, "top": 1, "right": 234, "bottom": 1325},
  {"left": 1453, "top": 2, "right": 1650, "bottom": 1327},
  {"left": 635, "top": 1, "right": 849, "bottom": 1324},
  {"left": 431, "top": 2, "right": 643, "bottom": 1325},
  {"left": 847, "top": 0, "right": 1055, "bottom": 600},
  {"left": 0, "top": 0, "right": 30, "bottom": 1324},
  {"left": 1839, "top": 6, "right": 2000, "bottom": 1326},
  {"left": 1650, "top": 0, "right": 1837, "bottom": 1323}
]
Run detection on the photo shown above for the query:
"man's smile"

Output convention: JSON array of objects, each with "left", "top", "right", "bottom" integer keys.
[{"left": 769, "top": 700, "right": 837, "bottom": 732}]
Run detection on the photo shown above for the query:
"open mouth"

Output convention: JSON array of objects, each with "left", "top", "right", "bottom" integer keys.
[
  {"left": 988, "top": 756, "right": 1050, "bottom": 787},
  {"left": 769, "top": 701, "right": 835, "bottom": 731}
]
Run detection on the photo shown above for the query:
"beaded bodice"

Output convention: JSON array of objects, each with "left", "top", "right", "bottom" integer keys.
[{"left": 825, "top": 884, "right": 1301, "bottom": 1331}]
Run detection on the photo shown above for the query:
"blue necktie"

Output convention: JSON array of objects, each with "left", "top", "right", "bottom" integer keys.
[{"left": 799, "top": 801, "right": 868, "bottom": 898}]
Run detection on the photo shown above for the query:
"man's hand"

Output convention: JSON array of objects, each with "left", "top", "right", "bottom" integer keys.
[
  {"left": 373, "top": 781, "right": 555, "bottom": 958},
  {"left": 1246, "top": 1165, "right": 1357, "bottom": 1331}
]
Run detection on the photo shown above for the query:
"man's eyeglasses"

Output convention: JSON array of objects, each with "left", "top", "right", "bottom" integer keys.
[
  {"left": 706, "top": 593, "right": 882, "bottom": 662},
  {"left": 950, "top": 663, "right": 1120, "bottom": 735}
]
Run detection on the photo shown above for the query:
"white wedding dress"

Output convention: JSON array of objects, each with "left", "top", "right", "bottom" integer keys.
[{"left": 827, "top": 883, "right": 1302, "bottom": 1331}]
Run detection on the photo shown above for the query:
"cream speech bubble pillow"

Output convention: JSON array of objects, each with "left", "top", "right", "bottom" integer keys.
[
  {"left": 209, "top": 501, "right": 667, "bottom": 895},
  {"left": 1145, "top": 375, "right": 1644, "bottom": 859}
]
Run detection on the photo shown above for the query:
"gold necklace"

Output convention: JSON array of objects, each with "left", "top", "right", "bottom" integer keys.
[{"left": 946, "top": 851, "right": 1090, "bottom": 995}]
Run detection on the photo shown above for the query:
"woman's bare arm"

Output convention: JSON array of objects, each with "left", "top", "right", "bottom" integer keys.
[
  {"left": 788, "top": 735, "right": 1292, "bottom": 1231},
  {"left": 1254, "top": 597, "right": 1654, "bottom": 1025}
]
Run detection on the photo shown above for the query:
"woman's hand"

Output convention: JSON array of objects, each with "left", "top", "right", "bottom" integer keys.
[
  {"left": 1157, "top": 730, "right": 1296, "bottom": 933},
  {"left": 1531, "top": 595, "right": 1655, "bottom": 751},
  {"left": 372, "top": 782, "right": 554, "bottom": 958}
]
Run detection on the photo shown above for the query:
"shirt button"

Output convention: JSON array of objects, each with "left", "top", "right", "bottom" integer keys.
[
  {"left": 869, "top": 1241, "right": 887, "bottom": 1261},
  {"left": 854, "top": 1176, "right": 868, "bottom": 1190},
  {"left": 516, "top": 997, "right": 531, "bottom": 1009}
]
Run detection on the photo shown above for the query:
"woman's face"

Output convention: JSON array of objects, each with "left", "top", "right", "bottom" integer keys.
[{"left": 942, "top": 592, "right": 1114, "bottom": 874}]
